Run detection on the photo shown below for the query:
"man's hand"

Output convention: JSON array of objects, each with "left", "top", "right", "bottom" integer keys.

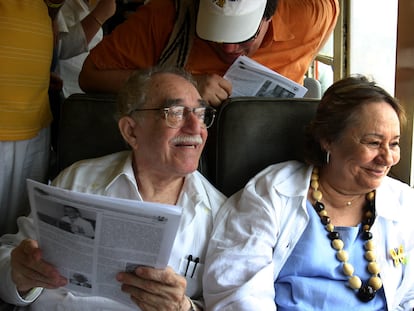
[
  {"left": 117, "top": 266, "right": 191, "bottom": 311},
  {"left": 194, "top": 73, "right": 232, "bottom": 107},
  {"left": 10, "top": 239, "right": 67, "bottom": 295}
]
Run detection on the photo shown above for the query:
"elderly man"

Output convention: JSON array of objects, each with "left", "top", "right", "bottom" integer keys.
[{"left": 0, "top": 66, "right": 226, "bottom": 311}]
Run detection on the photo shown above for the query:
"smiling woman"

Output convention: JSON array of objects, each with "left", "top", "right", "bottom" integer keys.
[{"left": 203, "top": 74, "right": 414, "bottom": 310}]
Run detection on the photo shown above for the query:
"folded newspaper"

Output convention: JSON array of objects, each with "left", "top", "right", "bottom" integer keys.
[
  {"left": 224, "top": 55, "right": 308, "bottom": 98},
  {"left": 27, "top": 179, "right": 182, "bottom": 307}
]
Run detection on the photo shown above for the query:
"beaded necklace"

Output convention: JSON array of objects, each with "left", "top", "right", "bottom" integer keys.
[{"left": 310, "top": 167, "right": 382, "bottom": 302}]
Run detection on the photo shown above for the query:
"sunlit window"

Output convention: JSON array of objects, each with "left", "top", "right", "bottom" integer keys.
[
  {"left": 312, "top": 0, "right": 398, "bottom": 95},
  {"left": 314, "top": 36, "right": 334, "bottom": 94},
  {"left": 348, "top": 0, "right": 398, "bottom": 95}
]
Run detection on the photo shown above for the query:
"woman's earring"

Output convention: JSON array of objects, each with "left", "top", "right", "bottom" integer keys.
[{"left": 326, "top": 151, "right": 330, "bottom": 164}]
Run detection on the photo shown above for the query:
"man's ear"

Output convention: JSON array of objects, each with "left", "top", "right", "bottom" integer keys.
[{"left": 118, "top": 116, "right": 139, "bottom": 149}]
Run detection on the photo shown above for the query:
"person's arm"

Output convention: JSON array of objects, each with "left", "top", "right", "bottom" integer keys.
[
  {"left": 203, "top": 182, "right": 278, "bottom": 310},
  {"left": 79, "top": 55, "right": 135, "bottom": 93},
  {"left": 116, "top": 266, "right": 197, "bottom": 310},
  {"left": 57, "top": 0, "right": 116, "bottom": 60},
  {"left": 81, "top": 0, "right": 116, "bottom": 43}
]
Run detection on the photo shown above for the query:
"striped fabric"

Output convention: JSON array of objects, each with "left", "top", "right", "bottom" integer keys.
[{"left": 0, "top": 0, "right": 53, "bottom": 140}]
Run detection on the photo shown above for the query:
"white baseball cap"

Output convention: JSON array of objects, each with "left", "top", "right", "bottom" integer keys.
[{"left": 196, "top": 0, "right": 267, "bottom": 43}]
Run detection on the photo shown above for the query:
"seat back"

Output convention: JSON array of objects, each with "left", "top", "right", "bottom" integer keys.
[
  {"left": 303, "top": 77, "right": 322, "bottom": 99},
  {"left": 54, "top": 93, "right": 126, "bottom": 177},
  {"left": 52, "top": 93, "right": 209, "bottom": 179},
  {"left": 210, "top": 97, "right": 319, "bottom": 196},
  {"left": 52, "top": 94, "right": 319, "bottom": 196}
]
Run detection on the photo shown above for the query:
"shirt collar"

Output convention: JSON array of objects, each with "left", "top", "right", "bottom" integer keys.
[
  {"left": 273, "top": 163, "right": 313, "bottom": 198},
  {"left": 103, "top": 151, "right": 140, "bottom": 197},
  {"left": 178, "top": 171, "right": 213, "bottom": 214},
  {"left": 103, "top": 151, "right": 211, "bottom": 211}
]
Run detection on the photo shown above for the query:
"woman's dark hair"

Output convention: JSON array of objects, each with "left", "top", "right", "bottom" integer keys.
[
  {"left": 304, "top": 74, "right": 406, "bottom": 166},
  {"left": 264, "top": 0, "right": 279, "bottom": 20}
]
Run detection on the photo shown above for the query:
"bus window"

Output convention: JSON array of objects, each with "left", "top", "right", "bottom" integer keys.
[
  {"left": 312, "top": 0, "right": 399, "bottom": 95},
  {"left": 348, "top": 0, "right": 398, "bottom": 94}
]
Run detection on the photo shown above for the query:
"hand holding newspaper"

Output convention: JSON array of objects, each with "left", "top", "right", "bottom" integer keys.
[
  {"left": 27, "top": 179, "right": 182, "bottom": 307},
  {"left": 224, "top": 55, "right": 308, "bottom": 98}
]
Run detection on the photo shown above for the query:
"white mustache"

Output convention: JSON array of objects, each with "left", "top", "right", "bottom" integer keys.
[{"left": 171, "top": 135, "right": 203, "bottom": 145}]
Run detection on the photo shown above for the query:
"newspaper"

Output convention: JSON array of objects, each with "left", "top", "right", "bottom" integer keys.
[
  {"left": 26, "top": 179, "right": 182, "bottom": 307},
  {"left": 224, "top": 55, "right": 308, "bottom": 98}
]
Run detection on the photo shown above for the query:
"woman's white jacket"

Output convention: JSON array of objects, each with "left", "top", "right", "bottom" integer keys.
[{"left": 204, "top": 160, "right": 414, "bottom": 311}]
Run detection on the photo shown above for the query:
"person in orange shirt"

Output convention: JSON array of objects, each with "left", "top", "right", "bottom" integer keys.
[{"left": 79, "top": 0, "right": 339, "bottom": 107}]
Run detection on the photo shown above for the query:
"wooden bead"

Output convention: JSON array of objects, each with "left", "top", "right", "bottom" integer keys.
[
  {"left": 312, "top": 190, "right": 322, "bottom": 201},
  {"left": 349, "top": 275, "right": 362, "bottom": 289},
  {"left": 326, "top": 223, "right": 334, "bottom": 232},
  {"left": 365, "top": 210, "right": 374, "bottom": 219},
  {"left": 368, "top": 262, "right": 380, "bottom": 274},
  {"left": 365, "top": 250, "right": 376, "bottom": 261},
  {"left": 332, "top": 239, "right": 344, "bottom": 250},
  {"left": 321, "top": 215, "right": 330, "bottom": 225},
  {"left": 366, "top": 191, "right": 375, "bottom": 201},
  {"left": 319, "top": 210, "right": 328, "bottom": 217},
  {"left": 311, "top": 180, "right": 319, "bottom": 189},
  {"left": 336, "top": 249, "right": 349, "bottom": 262},
  {"left": 361, "top": 231, "right": 373, "bottom": 240},
  {"left": 328, "top": 231, "right": 339, "bottom": 240},
  {"left": 357, "top": 285, "right": 376, "bottom": 302},
  {"left": 314, "top": 201, "right": 325, "bottom": 212},
  {"left": 364, "top": 240, "right": 375, "bottom": 251},
  {"left": 343, "top": 262, "right": 354, "bottom": 276},
  {"left": 369, "top": 276, "right": 383, "bottom": 290}
]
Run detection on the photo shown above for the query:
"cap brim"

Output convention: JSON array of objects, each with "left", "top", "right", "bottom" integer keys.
[{"left": 196, "top": 0, "right": 266, "bottom": 43}]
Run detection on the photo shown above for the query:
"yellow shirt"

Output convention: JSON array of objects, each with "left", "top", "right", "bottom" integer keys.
[{"left": 0, "top": 0, "right": 53, "bottom": 141}]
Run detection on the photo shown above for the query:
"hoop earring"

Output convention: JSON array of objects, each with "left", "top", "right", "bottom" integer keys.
[{"left": 326, "top": 151, "right": 330, "bottom": 164}]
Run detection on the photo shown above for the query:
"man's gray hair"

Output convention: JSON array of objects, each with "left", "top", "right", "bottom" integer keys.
[{"left": 116, "top": 66, "right": 197, "bottom": 121}]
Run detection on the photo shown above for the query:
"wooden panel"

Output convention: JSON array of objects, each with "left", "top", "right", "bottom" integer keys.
[{"left": 392, "top": 0, "right": 414, "bottom": 186}]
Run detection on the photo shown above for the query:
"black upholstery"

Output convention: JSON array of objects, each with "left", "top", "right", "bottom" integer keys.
[
  {"left": 51, "top": 93, "right": 209, "bottom": 179},
  {"left": 52, "top": 94, "right": 319, "bottom": 197},
  {"left": 0, "top": 299, "right": 14, "bottom": 311},
  {"left": 52, "top": 93, "right": 126, "bottom": 178},
  {"left": 209, "top": 97, "right": 319, "bottom": 196}
]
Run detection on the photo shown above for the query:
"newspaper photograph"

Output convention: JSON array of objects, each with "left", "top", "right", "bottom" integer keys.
[
  {"left": 26, "top": 179, "right": 182, "bottom": 307},
  {"left": 224, "top": 55, "right": 308, "bottom": 98}
]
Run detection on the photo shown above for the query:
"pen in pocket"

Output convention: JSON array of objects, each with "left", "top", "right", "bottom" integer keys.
[{"left": 184, "top": 254, "right": 200, "bottom": 278}]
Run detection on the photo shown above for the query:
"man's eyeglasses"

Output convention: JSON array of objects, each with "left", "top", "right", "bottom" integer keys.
[{"left": 130, "top": 105, "right": 216, "bottom": 129}]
